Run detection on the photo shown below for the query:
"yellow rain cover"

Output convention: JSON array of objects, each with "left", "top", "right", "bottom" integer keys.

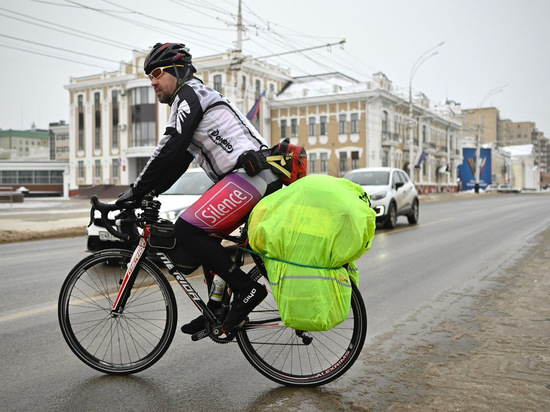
[{"left": 248, "top": 174, "right": 376, "bottom": 331}]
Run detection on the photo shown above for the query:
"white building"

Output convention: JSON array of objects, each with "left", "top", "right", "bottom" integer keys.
[{"left": 502, "top": 144, "right": 539, "bottom": 191}]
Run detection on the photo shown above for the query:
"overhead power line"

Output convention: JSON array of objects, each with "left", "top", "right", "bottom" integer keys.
[
  {"left": 0, "top": 33, "right": 123, "bottom": 65},
  {"left": 251, "top": 39, "right": 346, "bottom": 61},
  {"left": 0, "top": 42, "right": 110, "bottom": 69},
  {"left": 63, "top": 0, "right": 229, "bottom": 53},
  {"left": 0, "top": 6, "right": 138, "bottom": 50}
]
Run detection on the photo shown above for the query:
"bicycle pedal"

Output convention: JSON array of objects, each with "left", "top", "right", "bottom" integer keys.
[{"left": 191, "top": 328, "right": 209, "bottom": 341}]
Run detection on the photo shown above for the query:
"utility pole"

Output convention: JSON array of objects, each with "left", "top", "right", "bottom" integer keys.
[{"left": 236, "top": 0, "right": 243, "bottom": 54}]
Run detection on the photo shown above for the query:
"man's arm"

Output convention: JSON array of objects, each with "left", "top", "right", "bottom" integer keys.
[{"left": 132, "top": 85, "right": 204, "bottom": 197}]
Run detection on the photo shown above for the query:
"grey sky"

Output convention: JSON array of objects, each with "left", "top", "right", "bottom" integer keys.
[{"left": 1, "top": 0, "right": 549, "bottom": 136}]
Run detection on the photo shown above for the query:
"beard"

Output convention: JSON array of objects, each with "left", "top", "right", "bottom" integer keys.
[{"left": 157, "top": 90, "right": 172, "bottom": 104}]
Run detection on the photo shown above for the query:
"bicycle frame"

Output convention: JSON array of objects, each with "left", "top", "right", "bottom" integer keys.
[{"left": 111, "top": 224, "right": 221, "bottom": 330}]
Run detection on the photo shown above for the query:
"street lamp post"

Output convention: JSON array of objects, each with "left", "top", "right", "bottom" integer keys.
[
  {"left": 474, "top": 84, "right": 508, "bottom": 193},
  {"left": 408, "top": 42, "right": 444, "bottom": 182}
]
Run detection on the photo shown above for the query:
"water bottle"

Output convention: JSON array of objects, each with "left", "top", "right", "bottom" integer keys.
[{"left": 209, "top": 274, "right": 226, "bottom": 302}]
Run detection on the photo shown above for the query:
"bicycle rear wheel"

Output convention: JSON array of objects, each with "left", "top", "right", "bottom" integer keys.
[
  {"left": 58, "top": 249, "right": 177, "bottom": 374},
  {"left": 236, "top": 278, "right": 367, "bottom": 387}
]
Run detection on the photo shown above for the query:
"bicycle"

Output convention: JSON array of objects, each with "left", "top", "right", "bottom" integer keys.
[{"left": 58, "top": 194, "right": 368, "bottom": 387}]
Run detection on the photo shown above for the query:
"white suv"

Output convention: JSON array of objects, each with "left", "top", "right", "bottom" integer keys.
[{"left": 344, "top": 167, "right": 419, "bottom": 229}]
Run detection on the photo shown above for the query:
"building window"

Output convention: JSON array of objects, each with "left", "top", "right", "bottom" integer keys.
[
  {"left": 213, "top": 74, "right": 222, "bottom": 93},
  {"left": 309, "top": 153, "right": 317, "bottom": 173},
  {"left": 320, "top": 116, "right": 327, "bottom": 136},
  {"left": 339, "top": 114, "right": 347, "bottom": 134},
  {"left": 112, "top": 90, "right": 119, "bottom": 149},
  {"left": 382, "top": 149, "right": 389, "bottom": 167},
  {"left": 0, "top": 170, "right": 63, "bottom": 184},
  {"left": 51, "top": 171, "right": 63, "bottom": 184},
  {"left": 78, "top": 161, "right": 84, "bottom": 179},
  {"left": 280, "top": 119, "right": 287, "bottom": 138},
  {"left": 382, "top": 111, "right": 388, "bottom": 133},
  {"left": 291, "top": 118, "right": 298, "bottom": 137},
  {"left": 0, "top": 171, "right": 16, "bottom": 183},
  {"left": 255, "top": 79, "right": 261, "bottom": 99},
  {"left": 130, "top": 87, "right": 156, "bottom": 147},
  {"left": 351, "top": 151, "right": 359, "bottom": 169},
  {"left": 320, "top": 152, "right": 328, "bottom": 173},
  {"left": 308, "top": 117, "right": 316, "bottom": 137},
  {"left": 35, "top": 171, "right": 49, "bottom": 184},
  {"left": 94, "top": 92, "right": 101, "bottom": 150},
  {"left": 112, "top": 158, "right": 119, "bottom": 179},
  {"left": 19, "top": 171, "right": 33, "bottom": 184},
  {"left": 241, "top": 75, "right": 247, "bottom": 97},
  {"left": 351, "top": 113, "right": 359, "bottom": 134},
  {"left": 94, "top": 159, "right": 101, "bottom": 179},
  {"left": 339, "top": 152, "right": 348, "bottom": 176},
  {"left": 78, "top": 95, "right": 84, "bottom": 151}
]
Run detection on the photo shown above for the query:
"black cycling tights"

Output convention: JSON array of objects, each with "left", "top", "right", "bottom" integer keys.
[{"left": 174, "top": 218, "right": 250, "bottom": 290}]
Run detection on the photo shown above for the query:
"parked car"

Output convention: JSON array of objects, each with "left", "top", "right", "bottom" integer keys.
[
  {"left": 344, "top": 167, "right": 419, "bottom": 229},
  {"left": 86, "top": 168, "right": 213, "bottom": 252},
  {"left": 497, "top": 184, "right": 521, "bottom": 193},
  {"left": 484, "top": 184, "right": 499, "bottom": 193}
]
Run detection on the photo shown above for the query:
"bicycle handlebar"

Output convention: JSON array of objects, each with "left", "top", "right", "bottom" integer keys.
[{"left": 89, "top": 195, "right": 132, "bottom": 241}]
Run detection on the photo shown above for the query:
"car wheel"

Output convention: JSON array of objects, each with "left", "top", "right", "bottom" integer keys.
[
  {"left": 407, "top": 199, "right": 419, "bottom": 224},
  {"left": 384, "top": 202, "right": 397, "bottom": 229}
]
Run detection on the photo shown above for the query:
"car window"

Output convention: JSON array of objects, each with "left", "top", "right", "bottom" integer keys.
[
  {"left": 392, "top": 171, "right": 403, "bottom": 185},
  {"left": 346, "top": 171, "right": 389, "bottom": 186},
  {"left": 163, "top": 171, "right": 213, "bottom": 195},
  {"left": 397, "top": 171, "right": 409, "bottom": 183}
]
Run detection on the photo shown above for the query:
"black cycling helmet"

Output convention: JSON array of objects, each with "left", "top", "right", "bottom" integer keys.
[
  {"left": 144, "top": 42, "right": 197, "bottom": 91},
  {"left": 144, "top": 42, "right": 193, "bottom": 74}
]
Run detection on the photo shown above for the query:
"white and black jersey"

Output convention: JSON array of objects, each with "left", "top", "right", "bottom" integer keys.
[{"left": 133, "top": 78, "right": 268, "bottom": 195}]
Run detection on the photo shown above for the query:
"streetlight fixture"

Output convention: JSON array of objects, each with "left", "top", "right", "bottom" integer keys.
[
  {"left": 474, "top": 84, "right": 508, "bottom": 193},
  {"left": 408, "top": 41, "right": 445, "bottom": 182}
]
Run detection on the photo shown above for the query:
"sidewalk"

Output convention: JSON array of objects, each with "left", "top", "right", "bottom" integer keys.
[{"left": 0, "top": 196, "right": 104, "bottom": 243}]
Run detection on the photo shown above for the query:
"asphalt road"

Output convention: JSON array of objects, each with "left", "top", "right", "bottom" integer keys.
[{"left": 1, "top": 192, "right": 549, "bottom": 411}]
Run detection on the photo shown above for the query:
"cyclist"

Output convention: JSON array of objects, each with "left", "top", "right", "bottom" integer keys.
[{"left": 116, "top": 42, "right": 281, "bottom": 333}]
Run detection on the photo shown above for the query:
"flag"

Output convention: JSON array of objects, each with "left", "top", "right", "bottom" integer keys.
[
  {"left": 415, "top": 151, "right": 427, "bottom": 169},
  {"left": 246, "top": 91, "right": 266, "bottom": 121}
]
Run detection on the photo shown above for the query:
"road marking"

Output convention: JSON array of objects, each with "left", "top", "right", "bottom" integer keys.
[
  {"left": 376, "top": 218, "right": 455, "bottom": 236},
  {"left": 0, "top": 303, "right": 58, "bottom": 323}
]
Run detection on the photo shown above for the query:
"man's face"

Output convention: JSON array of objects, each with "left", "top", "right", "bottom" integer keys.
[{"left": 150, "top": 67, "right": 178, "bottom": 104}]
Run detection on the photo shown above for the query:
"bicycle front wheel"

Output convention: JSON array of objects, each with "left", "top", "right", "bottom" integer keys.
[
  {"left": 58, "top": 249, "right": 177, "bottom": 374},
  {"left": 236, "top": 279, "right": 367, "bottom": 387}
]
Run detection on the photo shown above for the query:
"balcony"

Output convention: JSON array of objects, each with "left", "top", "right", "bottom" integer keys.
[
  {"left": 382, "top": 131, "right": 401, "bottom": 147},
  {"left": 422, "top": 142, "right": 436, "bottom": 153},
  {"left": 436, "top": 145, "right": 448, "bottom": 156}
]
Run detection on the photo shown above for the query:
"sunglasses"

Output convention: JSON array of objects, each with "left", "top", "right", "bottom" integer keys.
[{"left": 148, "top": 65, "right": 185, "bottom": 80}]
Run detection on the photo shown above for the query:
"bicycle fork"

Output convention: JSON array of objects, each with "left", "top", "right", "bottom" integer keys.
[{"left": 111, "top": 237, "right": 148, "bottom": 316}]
